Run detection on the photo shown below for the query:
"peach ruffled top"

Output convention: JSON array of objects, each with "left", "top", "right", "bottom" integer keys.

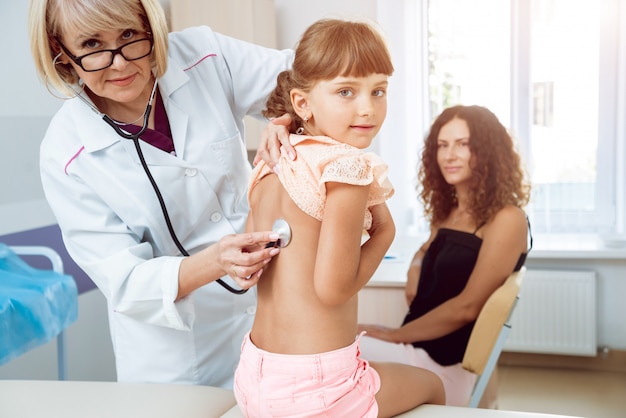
[{"left": 249, "top": 134, "right": 394, "bottom": 230}]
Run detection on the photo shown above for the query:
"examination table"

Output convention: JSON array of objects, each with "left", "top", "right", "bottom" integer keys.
[{"left": 0, "top": 379, "right": 581, "bottom": 418}]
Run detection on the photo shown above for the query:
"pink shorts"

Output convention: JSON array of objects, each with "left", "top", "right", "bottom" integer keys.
[{"left": 234, "top": 333, "right": 381, "bottom": 417}]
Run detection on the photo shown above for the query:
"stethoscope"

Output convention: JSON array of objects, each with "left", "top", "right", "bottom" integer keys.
[{"left": 57, "top": 67, "right": 292, "bottom": 294}]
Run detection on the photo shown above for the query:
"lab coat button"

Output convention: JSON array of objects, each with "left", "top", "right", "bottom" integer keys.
[
  {"left": 210, "top": 212, "right": 222, "bottom": 222},
  {"left": 246, "top": 306, "right": 256, "bottom": 315},
  {"left": 185, "top": 168, "right": 197, "bottom": 177}
]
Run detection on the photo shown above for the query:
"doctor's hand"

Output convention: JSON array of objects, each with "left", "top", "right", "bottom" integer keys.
[
  {"left": 219, "top": 230, "right": 281, "bottom": 287},
  {"left": 177, "top": 231, "right": 280, "bottom": 299},
  {"left": 253, "top": 113, "right": 296, "bottom": 172}
]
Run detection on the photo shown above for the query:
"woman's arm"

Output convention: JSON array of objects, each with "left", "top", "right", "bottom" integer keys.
[
  {"left": 177, "top": 230, "right": 280, "bottom": 299},
  {"left": 361, "top": 205, "right": 528, "bottom": 343},
  {"left": 254, "top": 114, "right": 296, "bottom": 170},
  {"left": 405, "top": 227, "right": 437, "bottom": 306},
  {"left": 180, "top": 27, "right": 296, "bottom": 170}
]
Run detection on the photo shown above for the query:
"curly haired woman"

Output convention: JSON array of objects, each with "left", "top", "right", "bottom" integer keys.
[{"left": 358, "top": 105, "right": 532, "bottom": 406}]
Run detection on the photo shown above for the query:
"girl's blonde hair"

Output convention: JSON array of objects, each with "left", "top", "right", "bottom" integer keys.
[
  {"left": 263, "top": 18, "right": 394, "bottom": 131},
  {"left": 28, "top": 0, "right": 168, "bottom": 97}
]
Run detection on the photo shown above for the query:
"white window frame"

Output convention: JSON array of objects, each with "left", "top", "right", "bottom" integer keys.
[{"left": 377, "top": 0, "right": 626, "bottom": 238}]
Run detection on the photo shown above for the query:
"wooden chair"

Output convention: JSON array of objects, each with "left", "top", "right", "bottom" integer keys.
[{"left": 462, "top": 267, "right": 526, "bottom": 408}]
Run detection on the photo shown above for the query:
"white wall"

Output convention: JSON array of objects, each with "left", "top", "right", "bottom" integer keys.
[
  {"left": 0, "top": 2, "right": 59, "bottom": 235},
  {"left": 273, "top": 0, "right": 377, "bottom": 48}
]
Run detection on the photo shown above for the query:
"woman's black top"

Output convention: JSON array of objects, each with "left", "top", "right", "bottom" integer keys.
[{"left": 402, "top": 227, "right": 527, "bottom": 366}]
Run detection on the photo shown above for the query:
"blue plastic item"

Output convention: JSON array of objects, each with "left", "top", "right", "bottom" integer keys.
[{"left": 0, "top": 243, "right": 78, "bottom": 368}]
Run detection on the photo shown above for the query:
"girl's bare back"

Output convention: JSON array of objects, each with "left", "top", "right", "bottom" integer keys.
[{"left": 247, "top": 174, "right": 358, "bottom": 354}]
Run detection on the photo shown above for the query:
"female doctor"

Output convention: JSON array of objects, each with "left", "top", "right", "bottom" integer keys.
[{"left": 28, "top": 0, "right": 295, "bottom": 388}]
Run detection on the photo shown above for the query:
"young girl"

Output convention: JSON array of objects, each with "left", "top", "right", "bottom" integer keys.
[{"left": 233, "top": 19, "right": 445, "bottom": 418}]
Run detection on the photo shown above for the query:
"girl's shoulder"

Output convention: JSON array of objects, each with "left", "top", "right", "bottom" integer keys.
[{"left": 292, "top": 135, "right": 363, "bottom": 175}]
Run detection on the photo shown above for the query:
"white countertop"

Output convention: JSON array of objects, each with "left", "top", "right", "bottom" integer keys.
[
  {"left": 366, "top": 230, "right": 626, "bottom": 287},
  {"left": 0, "top": 380, "right": 236, "bottom": 418},
  {"left": 525, "top": 233, "right": 626, "bottom": 259},
  {"left": 367, "top": 231, "right": 626, "bottom": 288},
  {"left": 366, "top": 235, "right": 420, "bottom": 287}
]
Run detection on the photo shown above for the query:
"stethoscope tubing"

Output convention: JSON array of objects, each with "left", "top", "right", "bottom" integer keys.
[
  {"left": 69, "top": 77, "right": 248, "bottom": 294},
  {"left": 126, "top": 132, "right": 248, "bottom": 295}
]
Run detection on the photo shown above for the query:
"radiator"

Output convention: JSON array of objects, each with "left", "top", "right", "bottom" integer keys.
[{"left": 504, "top": 269, "right": 597, "bottom": 356}]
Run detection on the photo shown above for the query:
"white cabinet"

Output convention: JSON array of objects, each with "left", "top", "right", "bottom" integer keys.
[
  {"left": 358, "top": 286, "right": 407, "bottom": 327},
  {"left": 357, "top": 243, "right": 416, "bottom": 327}
]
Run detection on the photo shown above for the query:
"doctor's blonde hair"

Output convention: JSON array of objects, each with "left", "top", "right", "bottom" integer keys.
[
  {"left": 28, "top": 0, "right": 168, "bottom": 97},
  {"left": 263, "top": 18, "right": 394, "bottom": 131}
]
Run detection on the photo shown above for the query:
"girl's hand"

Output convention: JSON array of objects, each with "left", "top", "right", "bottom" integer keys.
[
  {"left": 253, "top": 114, "right": 296, "bottom": 171},
  {"left": 367, "top": 202, "right": 394, "bottom": 238}
]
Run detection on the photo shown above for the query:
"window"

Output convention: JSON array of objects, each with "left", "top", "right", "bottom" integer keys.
[
  {"left": 427, "top": 0, "right": 511, "bottom": 125},
  {"left": 526, "top": 0, "right": 604, "bottom": 233},
  {"left": 383, "top": 0, "right": 625, "bottom": 236}
]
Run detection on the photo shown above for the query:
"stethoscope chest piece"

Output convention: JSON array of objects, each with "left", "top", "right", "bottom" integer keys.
[{"left": 270, "top": 218, "right": 292, "bottom": 248}]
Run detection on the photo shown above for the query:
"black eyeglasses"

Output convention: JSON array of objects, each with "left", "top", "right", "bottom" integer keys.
[{"left": 57, "top": 37, "right": 153, "bottom": 72}]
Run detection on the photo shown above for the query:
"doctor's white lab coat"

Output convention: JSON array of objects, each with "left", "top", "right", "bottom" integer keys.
[{"left": 39, "top": 26, "right": 293, "bottom": 388}]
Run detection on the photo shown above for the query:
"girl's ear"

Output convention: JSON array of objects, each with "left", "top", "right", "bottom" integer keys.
[{"left": 290, "top": 88, "right": 310, "bottom": 120}]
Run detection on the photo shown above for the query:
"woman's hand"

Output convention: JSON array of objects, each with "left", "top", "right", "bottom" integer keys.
[
  {"left": 177, "top": 230, "right": 281, "bottom": 299},
  {"left": 217, "top": 231, "right": 281, "bottom": 286},
  {"left": 253, "top": 114, "right": 295, "bottom": 171},
  {"left": 357, "top": 323, "right": 398, "bottom": 342}
]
